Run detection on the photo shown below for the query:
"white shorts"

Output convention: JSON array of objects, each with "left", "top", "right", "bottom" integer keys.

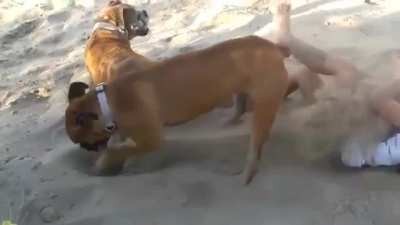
[{"left": 341, "top": 133, "right": 400, "bottom": 167}]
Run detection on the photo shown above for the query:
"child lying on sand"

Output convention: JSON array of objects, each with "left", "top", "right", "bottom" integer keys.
[{"left": 270, "top": 0, "right": 400, "bottom": 167}]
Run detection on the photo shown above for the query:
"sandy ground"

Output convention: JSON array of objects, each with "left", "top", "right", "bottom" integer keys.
[{"left": 1, "top": 0, "right": 400, "bottom": 224}]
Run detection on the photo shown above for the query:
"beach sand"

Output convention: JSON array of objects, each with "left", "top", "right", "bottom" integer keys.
[{"left": 1, "top": 0, "right": 400, "bottom": 224}]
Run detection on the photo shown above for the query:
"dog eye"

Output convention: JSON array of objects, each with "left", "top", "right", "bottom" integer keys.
[
  {"left": 142, "top": 10, "right": 148, "bottom": 18},
  {"left": 75, "top": 114, "right": 86, "bottom": 126},
  {"left": 75, "top": 112, "right": 99, "bottom": 126},
  {"left": 137, "top": 11, "right": 148, "bottom": 22}
]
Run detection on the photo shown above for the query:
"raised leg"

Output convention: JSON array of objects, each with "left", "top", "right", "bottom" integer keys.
[{"left": 271, "top": 0, "right": 359, "bottom": 89}]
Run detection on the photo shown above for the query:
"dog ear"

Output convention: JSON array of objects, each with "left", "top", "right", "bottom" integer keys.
[
  {"left": 108, "top": 0, "right": 122, "bottom": 6},
  {"left": 68, "top": 82, "right": 89, "bottom": 102}
]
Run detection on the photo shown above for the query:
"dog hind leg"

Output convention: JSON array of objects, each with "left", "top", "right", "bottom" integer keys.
[
  {"left": 226, "top": 93, "right": 248, "bottom": 124},
  {"left": 242, "top": 78, "right": 287, "bottom": 185}
]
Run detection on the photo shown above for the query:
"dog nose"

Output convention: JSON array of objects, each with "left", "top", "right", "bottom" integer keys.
[
  {"left": 142, "top": 10, "right": 148, "bottom": 18},
  {"left": 141, "top": 27, "right": 149, "bottom": 35}
]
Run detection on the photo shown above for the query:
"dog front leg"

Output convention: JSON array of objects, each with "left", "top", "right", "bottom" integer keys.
[
  {"left": 94, "top": 137, "right": 138, "bottom": 176},
  {"left": 94, "top": 109, "right": 163, "bottom": 176},
  {"left": 107, "top": 133, "right": 137, "bottom": 149},
  {"left": 93, "top": 148, "right": 127, "bottom": 176},
  {"left": 94, "top": 136, "right": 160, "bottom": 176}
]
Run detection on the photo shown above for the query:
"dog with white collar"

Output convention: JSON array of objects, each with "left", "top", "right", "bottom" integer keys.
[
  {"left": 85, "top": 0, "right": 152, "bottom": 87},
  {"left": 66, "top": 34, "right": 289, "bottom": 185}
]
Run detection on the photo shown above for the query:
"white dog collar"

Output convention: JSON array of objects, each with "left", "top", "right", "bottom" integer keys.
[
  {"left": 95, "top": 83, "right": 116, "bottom": 133},
  {"left": 91, "top": 21, "right": 127, "bottom": 38}
]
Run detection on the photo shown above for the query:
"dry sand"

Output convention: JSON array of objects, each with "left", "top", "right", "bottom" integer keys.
[{"left": 1, "top": 0, "right": 400, "bottom": 224}]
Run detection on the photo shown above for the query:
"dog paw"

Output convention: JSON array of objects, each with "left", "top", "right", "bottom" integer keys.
[
  {"left": 92, "top": 157, "right": 124, "bottom": 176},
  {"left": 91, "top": 164, "right": 123, "bottom": 176},
  {"left": 242, "top": 164, "right": 258, "bottom": 185},
  {"left": 212, "top": 163, "right": 242, "bottom": 176},
  {"left": 222, "top": 117, "right": 243, "bottom": 127}
]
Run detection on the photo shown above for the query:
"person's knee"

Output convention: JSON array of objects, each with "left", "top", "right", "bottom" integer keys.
[
  {"left": 328, "top": 58, "right": 359, "bottom": 88},
  {"left": 341, "top": 149, "right": 365, "bottom": 167},
  {"left": 340, "top": 141, "right": 365, "bottom": 167}
]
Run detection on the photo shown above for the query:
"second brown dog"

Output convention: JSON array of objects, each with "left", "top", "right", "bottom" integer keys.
[{"left": 85, "top": 0, "right": 152, "bottom": 86}]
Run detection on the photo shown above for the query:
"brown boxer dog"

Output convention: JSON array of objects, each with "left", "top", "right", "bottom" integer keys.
[
  {"left": 81, "top": 0, "right": 248, "bottom": 151},
  {"left": 85, "top": 0, "right": 152, "bottom": 86},
  {"left": 65, "top": 36, "right": 288, "bottom": 185},
  {"left": 79, "top": 0, "right": 151, "bottom": 150}
]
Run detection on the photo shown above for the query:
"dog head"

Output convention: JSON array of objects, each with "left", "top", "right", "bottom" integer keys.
[
  {"left": 65, "top": 82, "right": 111, "bottom": 151},
  {"left": 97, "top": 0, "right": 150, "bottom": 39}
]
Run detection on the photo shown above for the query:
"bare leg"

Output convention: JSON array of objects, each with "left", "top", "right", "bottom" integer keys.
[
  {"left": 371, "top": 51, "right": 400, "bottom": 127},
  {"left": 271, "top": 0, "right": 359, "bottom": 89}
]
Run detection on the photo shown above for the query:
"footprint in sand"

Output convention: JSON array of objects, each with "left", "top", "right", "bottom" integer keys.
[
  {"left": 179, "top": 181, "right": 215, "bottom": 208},
  {"left": 47, "top": 10, "right": 71, "bottom": 24},
  {"left": 2, "top": 18, "right": 42, "bottom": 46},
  {"left": 325, "top": 15, "right": 361, "bottom": 28}
]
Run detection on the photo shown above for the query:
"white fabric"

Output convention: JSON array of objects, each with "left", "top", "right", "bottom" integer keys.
[
  {"left": 91, "top": 21, "right": 126, "bottom": 37},
  {"left": 341, "top": 141, "right": 365, "bottom": 167},
  {"left": 389, "top": 134, "right": 400, "bottom": 163},
  {"left": 373, "top": 133, "right": 400, "bottom": 166},
  {"left": 341, "top": 133, "right": 400, "bottom": 167}
]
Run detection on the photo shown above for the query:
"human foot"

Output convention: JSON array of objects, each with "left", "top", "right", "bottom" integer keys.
[{"left": 271, "top": 0, "right": 292, "bottom": 47}]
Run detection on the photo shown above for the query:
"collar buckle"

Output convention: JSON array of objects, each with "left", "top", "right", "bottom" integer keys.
[{"left": 105, "top": 124, "right": 117, "bottom": 133}]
